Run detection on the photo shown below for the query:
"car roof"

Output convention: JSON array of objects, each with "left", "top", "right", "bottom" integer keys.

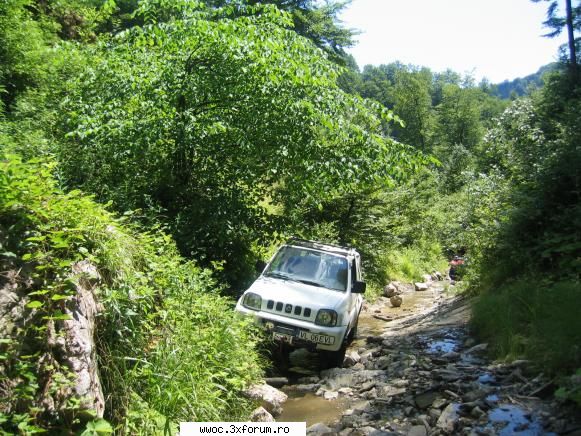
[{"left": 285, "top": 238, "right": 359, "bottom": 257}]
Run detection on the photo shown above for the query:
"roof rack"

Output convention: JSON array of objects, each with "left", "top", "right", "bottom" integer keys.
[{"left": 286, "top": 237, "right": 357, "bottom": 256}]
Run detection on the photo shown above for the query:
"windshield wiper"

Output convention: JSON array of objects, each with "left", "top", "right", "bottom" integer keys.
[
  {"left": 295, "top": 279, "right": 324, "bottom": 288},
  {"left": 264, "top": 272, "right": 292, "bottom": 280}
]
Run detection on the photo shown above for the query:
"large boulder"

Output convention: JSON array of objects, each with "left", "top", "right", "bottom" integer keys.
[{"left": 243, "top": 383, "right": 288, "bottom": 415}]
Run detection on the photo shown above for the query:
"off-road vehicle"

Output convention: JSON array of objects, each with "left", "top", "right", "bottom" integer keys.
[{"left": 235, "top": 238, "right": 365, "bottom": 367}]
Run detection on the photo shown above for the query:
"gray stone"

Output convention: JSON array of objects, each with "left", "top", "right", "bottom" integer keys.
[
  {"left": 432, "top": 398, "right": 448, "bottom": 409},
  {"left": 415, "top": 391, "right": 438, "bottom": 409},
  {"left": 414, "top": 282, "right": 430, "bottom": 292},
  {"left": 383, "top": 283, "right": 398, "bottom": 298},
  {"left": 436, "top": 403, "right": 459, "bottom": 433},
  {"left": 470, "top": 406, "right": 485, "bottom": 419},
  {"left": 307, "top": 423, "right": 333, "bottom": 434},
  {"left": 465, "top": 343, "right": 488, "bottom": 354},
  {"left": 463, "top": 389, "right": 488, "bottom": 403},
  {"left": 324, "top": 390, "right": 339, "bottom": 400},
  {"left": 243, "top": 383, "right": 288, "bottom": 415},
  {"left": 407, "top": 425, "right": 427, "bottom": 436},
  {"left": 390, "top": 295, "right": 403, "bottom": 307},
  {"left": 378, "top": 385, "right": 406, "bottom": 398},
  {"left": 344, "top": 350, "right": 361, "bottom": 367},
  {"left": 249, "top": 407, "right": 274, "bottom": 422}
]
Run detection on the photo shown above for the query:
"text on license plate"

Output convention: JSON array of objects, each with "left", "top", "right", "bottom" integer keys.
[{"left": 298, "top": 331, "right": 335, "bottom": 345}]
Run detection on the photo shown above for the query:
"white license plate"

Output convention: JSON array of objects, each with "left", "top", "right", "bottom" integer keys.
[
  {"left": 298, "top": 331, "right": 335, "bottom": 345},
  {"left": 273, "top": 332, "right": 293, "bottom": 344}
]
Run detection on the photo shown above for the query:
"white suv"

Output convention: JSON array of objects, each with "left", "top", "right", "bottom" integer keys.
[{"left": 235, "top": 239, "right": 365, "bottom": 367}]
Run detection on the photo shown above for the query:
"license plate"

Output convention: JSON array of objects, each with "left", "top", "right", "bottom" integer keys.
[
  {"left": 298, "top": 331, "right": 335, "bottom": 345},
  {"left": 273, "top": 332, "right": 293, "bottom": 344}
]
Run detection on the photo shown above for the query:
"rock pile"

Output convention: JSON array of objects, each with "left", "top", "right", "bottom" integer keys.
[{"left": 303, "top": 327, "right": 579, "bottom": 435}]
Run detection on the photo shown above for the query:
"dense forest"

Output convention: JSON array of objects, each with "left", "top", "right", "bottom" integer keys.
[{"left": 0, "top": 0, "right": 579, "bottom": 432}]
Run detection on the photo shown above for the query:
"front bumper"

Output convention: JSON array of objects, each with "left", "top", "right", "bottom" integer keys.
[{"left": 235, "top": 304, "right": 347, "bottom": 352}]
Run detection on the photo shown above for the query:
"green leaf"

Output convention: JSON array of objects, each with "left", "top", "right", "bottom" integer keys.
[{"left": 26, "top": 301, "right": 44, "bottom": 309}]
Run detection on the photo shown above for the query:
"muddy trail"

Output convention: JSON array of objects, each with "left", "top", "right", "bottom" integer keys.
[{"left": 265, "top": 281, "right": 581, "bottom": 435}]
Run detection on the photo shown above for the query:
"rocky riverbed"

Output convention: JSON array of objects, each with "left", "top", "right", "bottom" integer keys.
[{"left": 263, "top": 280, "right": 581, "bottom": 435}]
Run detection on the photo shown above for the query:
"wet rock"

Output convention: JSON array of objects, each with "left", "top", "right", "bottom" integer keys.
[
  {"left": 249, "top": 407, "right": 274, "bottom": 422},
  {"left": 465, "top": 343, "right": 488, "bottom": 354},
  {"left": 243, "top": 383, "right": 287, "bottom": 415},
  {"left": 436, "top": 403, "right": 459, "bottom": 433},
  {"left": 441, "top": 351, "right": 460, "bottom": 361},
  {"left": 463, "top": 388, "right": 489, "bottom": 402},
  {"left": 433, "top": 369, "right": 462, "bottom": 382},
  {"left": 307, "top": 423, "right": 333, "bottom": 434},
  {"left": 470, "top": 406, "right": 485, "bottom": 419},
  {"left": 414, "top": 391, "right": 438, "bottom": 409},
  {"left": 338, "top": 387, "right": 353, "bottom": 395},
  {"left": 432, "top": 398, "right": 448, "bottom": 409},
  {"left": 414, "top": 283, "right": 430, "bottom": 292},
  {"left": 390, "top": 295, "right": 403, "bottom": 308},
  {"left": 406, "top": 425, "right": 427, "bottom": 436},
  {"left": 372, "top": 314, "right": 393, "bottom": 322}
]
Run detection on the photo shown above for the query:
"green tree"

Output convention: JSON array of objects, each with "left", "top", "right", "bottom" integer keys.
[
  {"left": 53, "top": 4, "right": 416, "bottom": 288},
  {"left": 391, "top": 67, "right": 434, "bottom": 151},
  {"left": 532, "top": 0, "right": 580, "bottom": 75},
  {"left": 204, "top": 0, "right": 357, "bottom": 61}
]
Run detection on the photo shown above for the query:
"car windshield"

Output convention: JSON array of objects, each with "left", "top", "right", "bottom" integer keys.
[{"left": 264, "top": 246, "right": 349, "bottom": 292}]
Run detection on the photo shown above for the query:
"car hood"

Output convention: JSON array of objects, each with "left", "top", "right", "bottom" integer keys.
[{"left": 246, "top": 276, "right": 348, "bottom": 312}]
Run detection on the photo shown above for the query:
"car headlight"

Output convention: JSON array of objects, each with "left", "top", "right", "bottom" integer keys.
[
  {"left": 315, "top": 309, "right": 337, "bottom": 327},
  {"left": 242, "top": 292, "right": 262, "bottom": 310}
]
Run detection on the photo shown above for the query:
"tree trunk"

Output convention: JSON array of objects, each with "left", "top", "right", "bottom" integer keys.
[{"left": 565, "top": 0, "right": 578, "bottom": 76}]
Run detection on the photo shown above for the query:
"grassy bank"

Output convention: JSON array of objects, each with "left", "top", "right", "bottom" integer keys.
[
  {"left": 0, "top": 154, "right": 264, "bottom": 433},
  {"left": 471, "top": 279, "right": 581, "bottom": 374}
]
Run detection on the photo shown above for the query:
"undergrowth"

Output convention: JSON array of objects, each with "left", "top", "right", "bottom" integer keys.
[
  {"left": 0, "top": 154, "right": 264, "bottom": 433},
  {"left": 382, "top": 239, "right": 449, "bottom": 284},
  {"left": 471, "top": 278, "right": 581, "bottom": 374}
]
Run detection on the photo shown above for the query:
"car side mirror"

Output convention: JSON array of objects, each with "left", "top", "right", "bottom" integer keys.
[
  {"left": 255, "top": 260, "right": 267, "bottom": 274},
  {"left": 352, "top": 281, "right": 366, "bottom": 293}
]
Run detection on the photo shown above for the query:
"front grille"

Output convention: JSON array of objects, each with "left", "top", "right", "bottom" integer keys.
[{"left": 267, "top": 300, "right": 313, "bottom": 319}]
